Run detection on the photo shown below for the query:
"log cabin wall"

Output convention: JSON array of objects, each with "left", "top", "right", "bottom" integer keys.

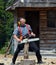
[
  {"left": 17, "top": 9, "right": 25, "bottom": 18},
  {"left": 40, "top": 10, "right": 48, "bottom": 49},
  {"left": 40, "top": 9, "right": 56, "bottom": 50}
]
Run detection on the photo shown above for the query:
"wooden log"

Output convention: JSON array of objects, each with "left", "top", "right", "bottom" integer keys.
[
  {"left": 24, "top": 43, "right": 29, "bottom": 59},
  {"left": 20, "top": 59, "right": 35, "bottom": 65}
]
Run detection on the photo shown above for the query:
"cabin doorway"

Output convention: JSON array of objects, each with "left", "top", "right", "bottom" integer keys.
[{"left": 25, "top": 11, "right": 39, "bottom": 38}]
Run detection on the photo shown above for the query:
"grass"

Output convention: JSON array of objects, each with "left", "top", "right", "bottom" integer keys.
[
  {"left": 0, "top": 42, "right": 8, "bottom": 54},
  {"left": 0, "top": 46, "right": 7, "bottom": 54}
]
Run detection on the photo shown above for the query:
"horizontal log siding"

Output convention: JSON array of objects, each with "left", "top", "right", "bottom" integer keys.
[{"left": 40, "top": 10, "right": 56, "bottom": 49}]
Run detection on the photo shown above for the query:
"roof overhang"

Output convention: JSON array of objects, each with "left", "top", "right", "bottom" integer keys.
[{"left": 6, "top": 1, "right": 56, "bottom": 11}]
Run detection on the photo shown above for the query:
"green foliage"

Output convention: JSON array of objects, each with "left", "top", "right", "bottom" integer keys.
[
  {"left": 6, "top": 0, "right": 15, "bottom": 7},
  {"left": 0, "top": 0, "right": 14, "bottom": 53},
  {"left": 0, "top": 46, "right": 7, "bottom": 54},
  {"left": 5, "top": 12, "right": 14, "bottom": 40}
]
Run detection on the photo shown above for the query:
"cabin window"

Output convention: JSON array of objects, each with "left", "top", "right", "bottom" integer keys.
[{"left": 47, "top": 11, "right": 56, "bottom": 28}]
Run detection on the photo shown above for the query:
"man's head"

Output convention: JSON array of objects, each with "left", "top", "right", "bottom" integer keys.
[{"left": 19, "top": 18, "right": 26, "bottom": 25}]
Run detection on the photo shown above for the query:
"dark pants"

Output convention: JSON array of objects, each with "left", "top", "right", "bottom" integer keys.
[{"left": 12, "top": 41, "right": 42, "bottom": 64}]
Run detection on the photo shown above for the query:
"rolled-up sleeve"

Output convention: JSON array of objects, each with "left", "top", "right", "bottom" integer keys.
[{"left": 13, "top": 27, "right": 19, "bottom": 35}]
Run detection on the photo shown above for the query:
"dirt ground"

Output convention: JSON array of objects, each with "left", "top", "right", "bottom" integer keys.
[{"left": 0, "top": 54, "right": 56, "bottom": 65}]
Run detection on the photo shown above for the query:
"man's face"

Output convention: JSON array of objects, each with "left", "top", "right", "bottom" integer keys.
[{"left": 20, "top": 18, "right": 26, "bottom": 25}]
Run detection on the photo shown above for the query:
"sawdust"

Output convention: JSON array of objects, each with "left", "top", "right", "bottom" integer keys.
[{"left": 0, "top": 54, "right": 56, "bottom": 65}]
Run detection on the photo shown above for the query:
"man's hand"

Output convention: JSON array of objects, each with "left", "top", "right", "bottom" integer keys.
[
  {"left": 17, "top": 39, "right": 22, "bottom": 42},
  {"left": 31, "top": 32, "right": 36, "bottom": 37},
  {"left": 13, "top": 35, "right": 22, "bottom": 42}
]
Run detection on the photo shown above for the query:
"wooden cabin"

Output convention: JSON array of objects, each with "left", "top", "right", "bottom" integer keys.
[{"left": 6, "top": 0, "right": 56, "bottom": 53}]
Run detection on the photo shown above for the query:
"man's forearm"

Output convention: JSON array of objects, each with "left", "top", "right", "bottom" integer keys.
[{"left": 13, "top": 35, "right": 21, "bottom": 42}]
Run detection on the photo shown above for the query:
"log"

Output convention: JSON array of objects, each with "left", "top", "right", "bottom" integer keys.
[{"left": 20, "top": 59, "right": 35, "bottom": 65}]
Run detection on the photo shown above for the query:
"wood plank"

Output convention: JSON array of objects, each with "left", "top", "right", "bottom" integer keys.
[
  {"left": 40, "top": 10, "right": 47, "bottom": 31},
  {"left": 40, "top": 39, "right": 56, "bottom": 43},
  {"left": 40, "top": 31, "right": 56, "bottom": 35},
  {"left": 40, "top": 43, "right": 56, "bottom": 46},
  {"left": 41, "top": 36, "right": 56, "bottom": 38},
  {"left": 40, "top": 28, "right": 56, "bottom": 31},
  {"left": 40, "top": 37, "right": 56, "bottom": 40}
]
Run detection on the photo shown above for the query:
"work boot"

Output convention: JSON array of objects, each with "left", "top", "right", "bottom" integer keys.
[
  {"left": 37, "top": 59, "right": 43, "bottom": 64},
  {"left": 37, "top": 60, "right": 43, "bottom": 64}
]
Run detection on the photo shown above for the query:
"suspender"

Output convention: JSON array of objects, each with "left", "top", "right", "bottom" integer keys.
[
  {"left": 18, "top": 24, "right": 30, "bottom": 36},
  {"left": 26, "top": 24, "right": 31, "bottom": 34},
  {"left": 18, "top": 26, "right": 22, "bottom": 35},
  {"left": 18, "top": 26, "right": 22, "bottom": 40}
]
